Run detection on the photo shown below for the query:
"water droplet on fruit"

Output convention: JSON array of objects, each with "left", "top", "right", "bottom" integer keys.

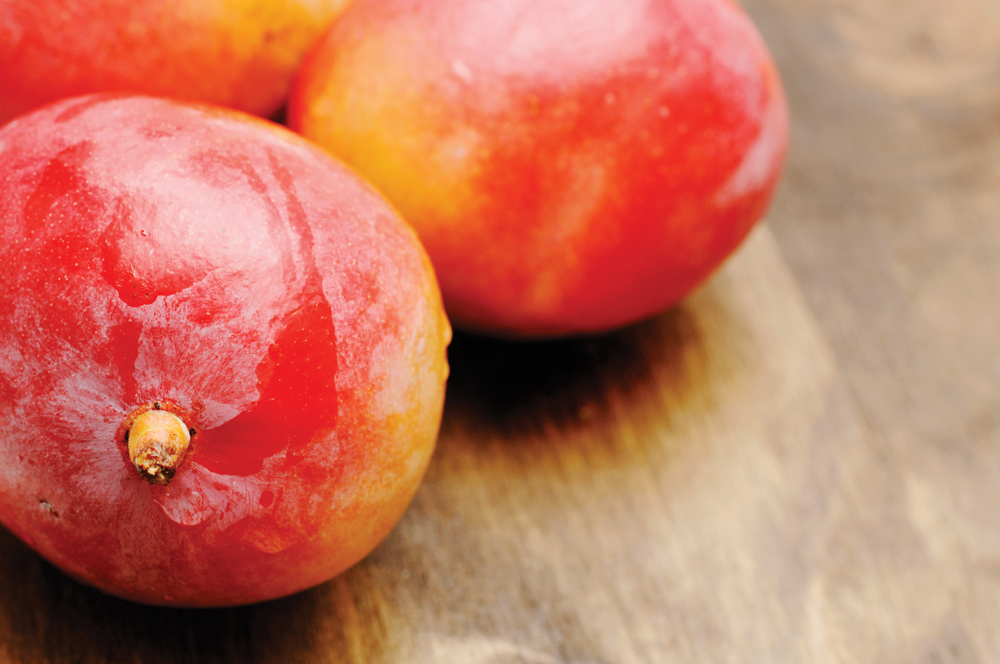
[{"left": 450, "top": 59, "right": 474, "bottom": 84}]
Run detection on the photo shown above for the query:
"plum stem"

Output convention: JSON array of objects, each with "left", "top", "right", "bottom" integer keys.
[{"left": 127, "top": 408, "right": 192, "bottom": 485}]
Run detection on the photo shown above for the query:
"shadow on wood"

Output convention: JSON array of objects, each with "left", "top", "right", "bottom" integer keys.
[{"left": 442, "top": 305, "right": 708, "bottom": 440}]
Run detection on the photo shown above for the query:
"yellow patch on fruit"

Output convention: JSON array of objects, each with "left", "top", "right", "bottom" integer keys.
[{"left": 296, "top": 24, "right": 483, "bottom": 228}]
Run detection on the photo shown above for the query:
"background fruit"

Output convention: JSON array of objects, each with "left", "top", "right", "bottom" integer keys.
[
  {"left": 290, "top": 0, "right": 789, "bottom": 337},
  {"left": 0, "top": 94, "right": 450, "bottom": 607},
  {"left": 0, "top": 0, "right": 354, "bottom": 126}
]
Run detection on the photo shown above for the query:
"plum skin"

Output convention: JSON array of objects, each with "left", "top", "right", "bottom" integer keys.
[
  {"left": 0, "top": 94, "right": 451, "bottom": 607},
  {"left": 289, "top": 0, "right": 789, "bottom": 337},
  {"left": 0, "top": 0, "right": 355, "bottom": 126}
]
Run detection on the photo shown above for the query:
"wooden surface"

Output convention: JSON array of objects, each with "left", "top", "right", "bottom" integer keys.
[{"left": 3, "top": 0, "right": 1000, "bottom": 661}]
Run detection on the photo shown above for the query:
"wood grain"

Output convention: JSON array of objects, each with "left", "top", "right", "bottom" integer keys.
[
  {"left": 2, "top": 0, "right": 999, "bottom": 661},
  {"left": 752, "top": 0, "right": 1000, "bottom": 660}
]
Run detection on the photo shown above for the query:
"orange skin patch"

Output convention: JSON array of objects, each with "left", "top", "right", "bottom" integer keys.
[{"left": 290, "top": 0, "right": 789, "bottom": 337}]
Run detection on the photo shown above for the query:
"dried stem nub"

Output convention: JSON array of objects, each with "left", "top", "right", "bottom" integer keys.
[{"left": 127, "top": 409, "right": 191, "bottom": 485}]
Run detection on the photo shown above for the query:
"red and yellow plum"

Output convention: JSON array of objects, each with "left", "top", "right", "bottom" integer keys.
[
  {"left": 290, "top": 0, "right": 789, "bottom": 337},
  {"left": 0, "top": 94, "right": 450, "bottom": 607}
]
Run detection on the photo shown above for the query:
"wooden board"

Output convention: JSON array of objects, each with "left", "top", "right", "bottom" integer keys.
[{"left": 3, "top": 0, "right": 1000, "bottom": 661}]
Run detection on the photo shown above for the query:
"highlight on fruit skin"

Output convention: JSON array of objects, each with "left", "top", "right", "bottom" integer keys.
[
  {"left": 290, "top": 0, "right": 789, "bottom": 338},
  {"left": 0, "top": 93, "right": 451, "bottom": 607}
]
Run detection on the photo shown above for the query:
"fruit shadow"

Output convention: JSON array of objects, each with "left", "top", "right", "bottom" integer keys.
[{"left": 439, "top": 301, "right": 712, "bottom": 447}]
